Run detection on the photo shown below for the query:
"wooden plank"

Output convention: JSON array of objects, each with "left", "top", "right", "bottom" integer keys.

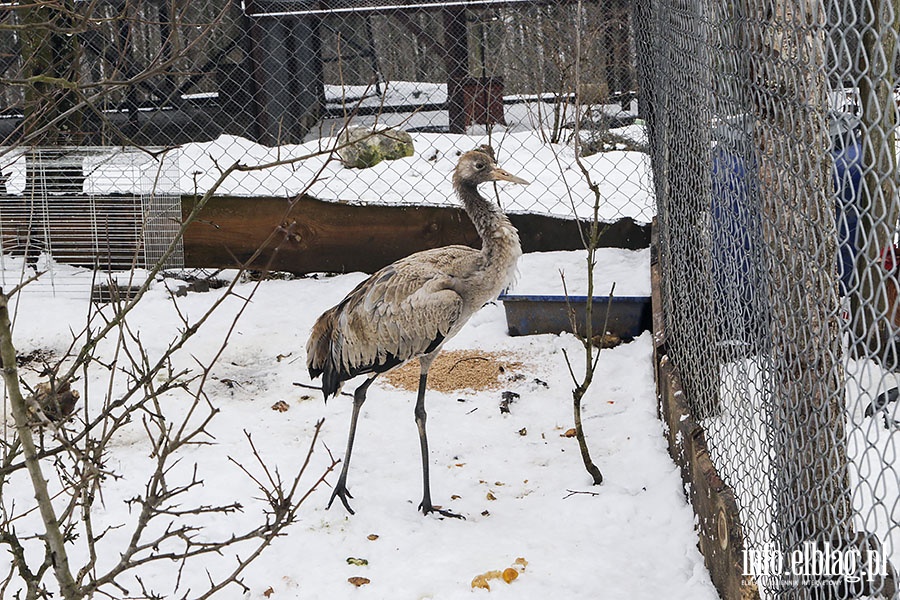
[
  {"left": 181, "top": 194, "right": 650, "bottom": 274},
  {"left": 650, "top": 216, "right": 666, "bottom": 354},
  {"left": 0, "top": 194, "right": 144, "bottom": 268},
  {"left": 656, "top": 355, "right": 756, "bottom": 600}
]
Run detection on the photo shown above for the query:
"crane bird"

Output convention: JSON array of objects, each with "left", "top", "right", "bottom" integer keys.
[{"left": 306, "top": 147, "right": 528, "bottom": 518}]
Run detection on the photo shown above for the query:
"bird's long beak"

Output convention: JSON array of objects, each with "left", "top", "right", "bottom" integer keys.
[{"left": 491, "top": 168, "right": 530, "bottom": 185}]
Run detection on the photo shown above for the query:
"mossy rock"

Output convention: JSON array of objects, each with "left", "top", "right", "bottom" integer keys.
[{"left": 337, "top": 126, "right": 415, "bottom": 169}]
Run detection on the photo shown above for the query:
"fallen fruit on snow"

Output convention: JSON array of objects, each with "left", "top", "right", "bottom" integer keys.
[
  {"left": 471, "top": 574, "right": 492, "bottom": 590},
  {"left": 470, "top": 558, "right": 527, "bottom": 591},
  {"left": 348, "top": 577, "right": 370, "bottom": 587},
  {"left": 470, "top": 571, "right": 502, "bottom": 591}
]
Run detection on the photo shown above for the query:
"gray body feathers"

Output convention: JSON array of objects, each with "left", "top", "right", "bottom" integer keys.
[{"left": 305, "top": 148, "right": 528, "bottom": 516}]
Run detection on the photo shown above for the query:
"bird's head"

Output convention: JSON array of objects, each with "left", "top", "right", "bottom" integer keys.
[{"left": 453, "top": 149, "right": 530, "bottom": 188}]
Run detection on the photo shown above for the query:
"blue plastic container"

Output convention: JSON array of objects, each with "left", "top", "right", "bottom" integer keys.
[
  {"left": 711, "top": 111, "right": 862, "bottom": 298},
  {"left": 707, "top": 111, "right": 862, "bottom": 349},
  {"left": 499, "top": 294, "right": 652, "bottom": 338}
]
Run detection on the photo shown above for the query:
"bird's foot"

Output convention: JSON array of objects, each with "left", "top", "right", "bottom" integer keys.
[
  {"left": 327, "top": 480, "right": 355, "bottom": 514},
  {"left": 419, "top": 500, "right": 465, "bottom": 520}
]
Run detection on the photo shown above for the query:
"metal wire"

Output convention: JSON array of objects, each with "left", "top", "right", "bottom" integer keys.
[
  {"left": 638, "top": 0, "right": 900, "bottom": 597},
  {"left": 0, "top": 0, "right": 649, "bottom": 297},
  {"left": 0, "top": 147, "right": 180, "bottom": 296}
]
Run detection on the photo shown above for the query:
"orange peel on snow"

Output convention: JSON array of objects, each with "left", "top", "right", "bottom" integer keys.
[{"left": 470, "top": 558, "right": 527, "bottom": 591}]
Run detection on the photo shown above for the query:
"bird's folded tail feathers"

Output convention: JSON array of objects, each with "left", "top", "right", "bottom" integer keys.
[{"left": 308, "top": 314, "right": 447, "bottom": 401}]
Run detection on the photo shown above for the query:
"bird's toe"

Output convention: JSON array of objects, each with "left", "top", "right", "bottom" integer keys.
[
  {"left": 327, "top": 482, "right": 355, "bottom": 514},
  {"left": 419, "top": 501, "right": 465, "bottom": 520}
]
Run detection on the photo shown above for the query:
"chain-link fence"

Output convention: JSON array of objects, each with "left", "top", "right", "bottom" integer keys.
[
  {"left": 0, "top": 0, "right": 652, "bottom": 296},
  {"left": 639, "top": 0, "right": 900, "bottom": 597},
  {"left": 24, "top": 1, "right": 900, "bottom": 597}
]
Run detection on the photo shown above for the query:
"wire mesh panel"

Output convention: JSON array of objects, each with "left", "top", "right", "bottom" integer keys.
[
  {"left": 638, "top": 0, "right": 900, "bottom": 597},
  {"left": 0, "top": 147, "right": 181, "bottom": 296}
]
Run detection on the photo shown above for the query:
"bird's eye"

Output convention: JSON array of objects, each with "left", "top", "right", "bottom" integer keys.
[{"left": 474, "top": 162, "right": 485, "bottom": 170}]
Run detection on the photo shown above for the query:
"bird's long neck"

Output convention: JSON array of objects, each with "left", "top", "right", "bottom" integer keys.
[{"left": 454, "top": 180, "right": 521, "bottom": 282}]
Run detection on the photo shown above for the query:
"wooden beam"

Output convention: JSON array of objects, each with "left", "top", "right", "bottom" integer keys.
[{"left": 181, "top": 194, "right": 650, "bottom": 274}]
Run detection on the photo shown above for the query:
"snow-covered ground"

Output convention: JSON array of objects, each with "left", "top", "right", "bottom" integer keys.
[
  {"left": 172, "top": 129, "right": 651, "bottom": 223},
  {"left": 1, "top": 129, "right": 649, "bottom": 222},
  {"left": 0, "top": 84, "right": 710, "bottom": 598},
  {"left": 1, "top": 248, "right": 719, "bottom": 599},
  {"left": 705, "top": 350, "right": 900, "bottom": 591}
]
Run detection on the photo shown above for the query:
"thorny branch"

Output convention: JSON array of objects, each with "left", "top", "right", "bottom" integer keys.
[
  {"left": 0, "top": 4, "right": 425, "bottom": 597},
  {"left": 0, "top": 96, "right": 370, "bottom": 600},
  {"left": 1, "top": 239, "right": 338, "bottom": 598},
  {"left": 0, "top": 292, "right": 80, "bottom": 599}
]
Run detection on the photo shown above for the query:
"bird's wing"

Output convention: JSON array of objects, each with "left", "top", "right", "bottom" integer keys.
[{"left": 323, "top": 246, "right": 475, "bottom": 379}]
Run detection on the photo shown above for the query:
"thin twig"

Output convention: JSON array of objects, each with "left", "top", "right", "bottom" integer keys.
[
  {"left": 293, "top": 381, "right": 353, "bottom": 398},
  {"left": 563, "top": 489, "right": 601, "bottom": 499}
]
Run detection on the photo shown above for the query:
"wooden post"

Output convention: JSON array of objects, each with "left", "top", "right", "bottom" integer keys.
[{"left": 247, "top": 13, "right": 323, "bottom": 145}]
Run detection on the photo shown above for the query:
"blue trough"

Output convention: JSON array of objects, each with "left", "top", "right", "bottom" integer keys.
[{"left": 499, "top": 294, "right": 652, "bottom": 339}]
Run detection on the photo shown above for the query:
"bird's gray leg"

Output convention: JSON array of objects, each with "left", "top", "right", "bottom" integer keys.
[
  {"left": 415, "top": 359, "right": 464, "bottom": 519},
  {"left": 328, "top": 376, "right": 375, "bottom": 514}
]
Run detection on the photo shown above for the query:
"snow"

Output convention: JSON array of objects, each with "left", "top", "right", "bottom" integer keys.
[
  {"left": 509, "top": 248, "right": 652, "bottom": 297},
  {"left": 0, "top": 90, "right": 653, "bottom": 224},
  {"left": 171, "top": 129, "right": 651, "bottom": 222},
  {"left": 1, "top": 129, "right": 649, "bottom": 221},
  {"left": 0, "top": 88, "right": 702, "bottom": 597},
  {"left": 1, "top": 247, "right": 718, "bottom": 599},
  {"left": 323, "top": 80, "right": 448, "bottom": 108},
  {"left": 700, "top": 349, "right": 900, "bottom": 596}
]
